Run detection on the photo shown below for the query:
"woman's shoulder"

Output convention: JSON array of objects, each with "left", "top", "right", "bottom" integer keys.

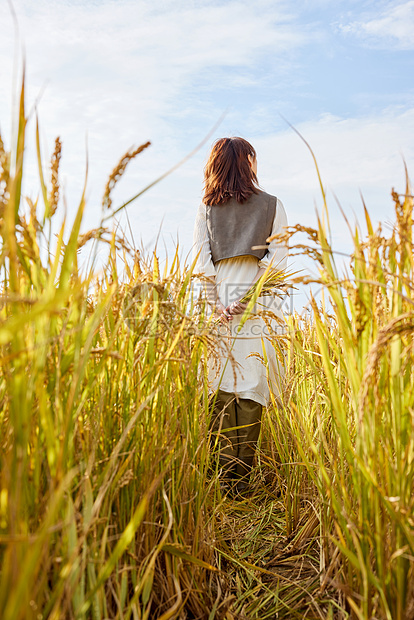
[
  {"left": 196, "top": 202, "right": 207, "bottom": 214},
  {"left": 255, "top": 189, "right": 285, "bottom": 212},
  {"left": 252, "top": 190, "right": 287, "bottom": 224},
  {"left": 256, "top": 189, "right": 277, "bottom": 201},
  {"left": 246, "top": 189, "right": 277, "bottom": 204}
]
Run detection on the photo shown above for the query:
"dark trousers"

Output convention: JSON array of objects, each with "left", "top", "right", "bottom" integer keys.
[{"left": 210, "top": 389, "right": 263, "bottom": 479}]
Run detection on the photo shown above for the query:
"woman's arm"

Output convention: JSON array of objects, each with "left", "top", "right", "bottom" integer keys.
[
  {"left": 223, "top": 266, "right": 264, "bottom": 317},
  {"left": 193, "top": 203, "right": 229, "bottom": 320}
]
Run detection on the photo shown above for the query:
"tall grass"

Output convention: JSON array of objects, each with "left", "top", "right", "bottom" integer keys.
[
  {"left": 0, "top": 74, "right": 222, "bottom": 620},
  {"left": 265, "top": 176, "right": 414, "bottom": 618}
]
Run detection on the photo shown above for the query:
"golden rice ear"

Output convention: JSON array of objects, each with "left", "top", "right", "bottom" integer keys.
[
  {"left": 0, "top": 130, "right": 10, "bottom": 219},
  {"left": 102, "top": 141, "right": 151, "bottom": 211},
  {"left": 48, "top": 137, "right": 62, "bottom": 217}
]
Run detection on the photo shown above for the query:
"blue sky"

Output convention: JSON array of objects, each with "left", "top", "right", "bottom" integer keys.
[{"left": 1, "top": 0, "right": 413, "bottom": 308}]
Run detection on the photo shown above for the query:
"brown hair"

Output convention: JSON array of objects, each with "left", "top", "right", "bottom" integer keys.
[{"left": 203, "top": 137, "right": 259, "bottom": 206}]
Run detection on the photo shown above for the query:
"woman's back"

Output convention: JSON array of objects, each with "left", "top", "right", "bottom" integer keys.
[{"left": 206, "top": 189, "right": 277, "bottom": 265}]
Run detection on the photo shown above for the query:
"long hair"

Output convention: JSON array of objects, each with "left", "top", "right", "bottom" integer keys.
[{"left": 203, "top": 137, "right": 259, "bottom": 206}]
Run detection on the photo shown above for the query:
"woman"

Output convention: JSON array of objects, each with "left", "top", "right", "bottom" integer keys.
[{"left": 193, "top": 137, "right": 288, "bottom": 494}]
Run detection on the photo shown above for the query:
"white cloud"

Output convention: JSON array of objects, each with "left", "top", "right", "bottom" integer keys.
[
  {"left": 252, "top": 106, "right": 414, "bottom": 309},
  {"left": 255, "top": 106, "right": 414, "bottom": 259},
  {"left": 0, "top": 0, "right": 310, "bottom": 233},
  {"left": 338, "top": 1, "right": 414, "bottom": 50},
  {"left": 1, "top": 0, "right": 306, "bottom": 104}
]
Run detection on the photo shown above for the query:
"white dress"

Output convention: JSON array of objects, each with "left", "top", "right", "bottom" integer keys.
[{"left": 193, "top": 198, "right": 288, "bottom": 407}]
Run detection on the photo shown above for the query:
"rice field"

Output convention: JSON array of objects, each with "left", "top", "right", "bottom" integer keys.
[{"left": 1, "top": 76, "right": 414, "bottom": 619}]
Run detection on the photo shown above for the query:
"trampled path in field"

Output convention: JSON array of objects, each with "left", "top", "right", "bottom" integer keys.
[{"left": 213, "top": 471, "right": 336, "bottom": 620}]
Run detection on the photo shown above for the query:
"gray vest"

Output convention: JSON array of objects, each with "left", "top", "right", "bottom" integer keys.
[{"left": 206, "top": 190, "right": 277, "bottom": 265}]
